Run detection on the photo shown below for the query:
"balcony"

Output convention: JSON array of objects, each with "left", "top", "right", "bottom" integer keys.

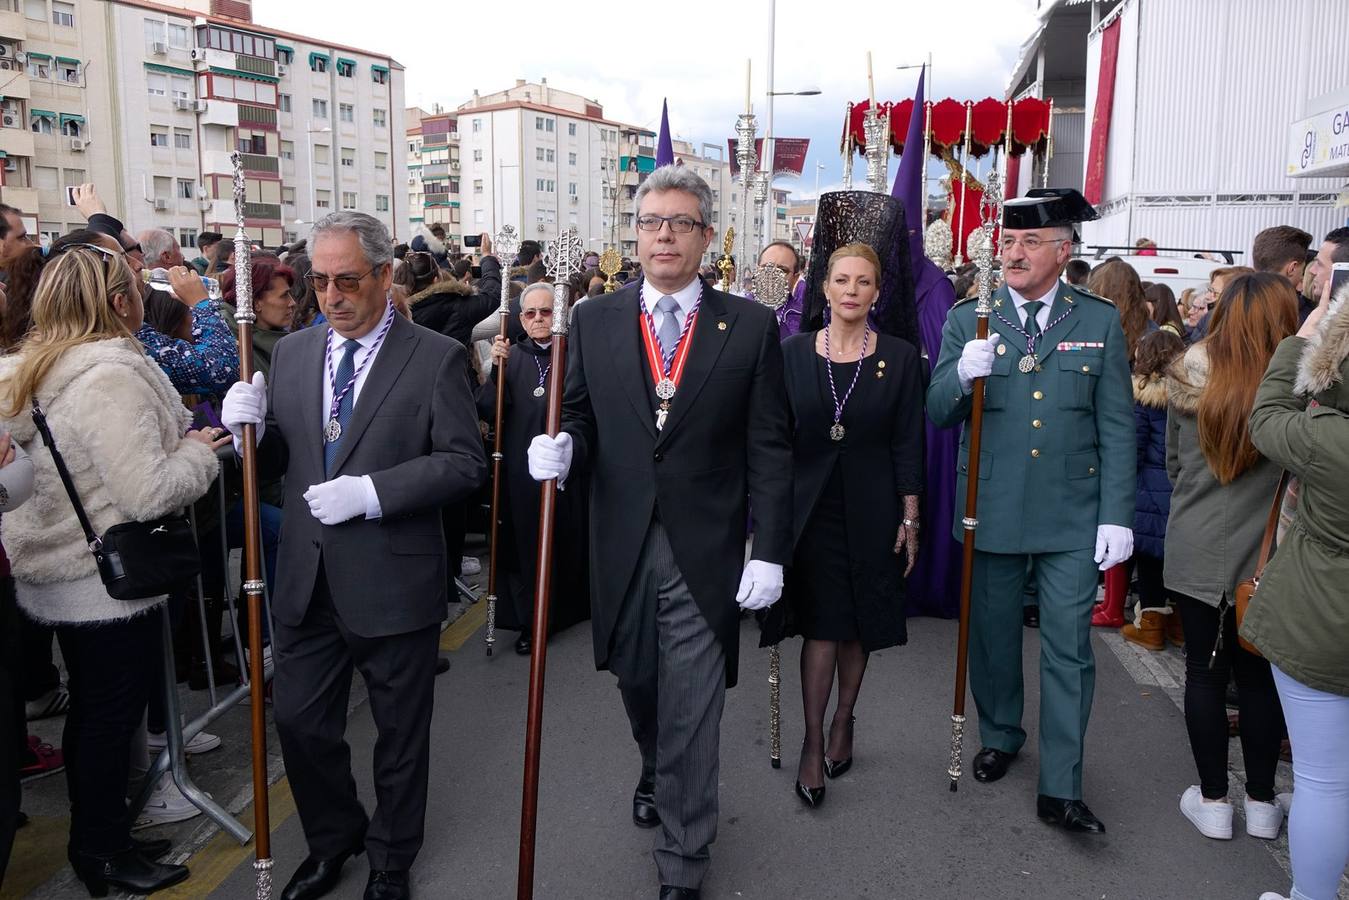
[
  {"left": 237, "top": 104, "right": 277, "bottom": 128},
  {"left": 243, "top": 201, "right": 281, "bottom": 221},
  {"left": 421, "top": 162, "right": 448, "bottom": 178},
  {"left": 234, "top": 55, "right": 276, "bottom": 78},
  {"left": 0, "top": 185, "right": 38, "bottom": 214},
  {"left": 0, "top": 63, "right": 27, "bottom": 99},
  {"left": 0, "top": 128, "right": 34, "bottom": 159},
  {"left": 0, "top": 9, "right": 26, "bottom": 41},
  {"left": 200, "top": 100, "right": 238, "bottom": 128},
  {"left": 238, "top": 153, "right": 279, "bottom": 174}
]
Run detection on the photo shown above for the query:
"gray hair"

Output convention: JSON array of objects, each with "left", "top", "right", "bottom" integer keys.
[
  {"left": 309, "top": 211, "right": 393, "bottom": 269},
  {"left": 137, "top": 228, "right": 178, "bottom": 264},
  {"left": 634, "top": 165, "right": 713, "bottom": 229},
  {"left": 519, "top": 281, "right": 554, "bottom": 307}
]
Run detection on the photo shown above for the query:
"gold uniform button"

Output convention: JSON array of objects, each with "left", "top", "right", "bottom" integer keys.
[
  {"left": 1033, "top": 390, "right": 1044, "bottom": 400},
  {"left": 1088, "top": 467, "right": 1097, "bottom": 475},
  {"left": 1032, "top": 420, "right": 1043, "bottom": 428},
  {"left": 1082, "top": 365, "right": 1091, "bottom": 372},
  {"left": 1031, "top": 449, "right": 1041, "bottom": 458}
]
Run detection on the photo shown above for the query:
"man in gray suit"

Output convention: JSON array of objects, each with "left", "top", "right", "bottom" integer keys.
[{"left": 222, "top": 212, "right": 485, "bottom": 900}]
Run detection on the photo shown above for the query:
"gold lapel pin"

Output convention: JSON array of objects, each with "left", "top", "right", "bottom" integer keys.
[
  {"left": 876, "top": 371, "right": 884, "bottom": 378},
  {"left": 717, "top": 321, "right": 727, "bottom": 331},
  {"left": 996, "top": 343, "right": 1007, "bottom": 356},
  {"left": 877, "top": 360, "right": 886, "bottom": 368},
  {"left": 994, "top": 299, "right": 1003, "bottom": 308}
]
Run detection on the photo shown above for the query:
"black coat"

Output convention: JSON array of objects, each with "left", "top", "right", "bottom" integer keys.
[
  {"left": 562, "top": 282, "right": 793, "bottom": 688},
  {"left": 760, "top": 330, "right": 926, "bottom": 651},
  {"left": 1133, "top": 373, "right": 1171, "bottom": 559},
  {"left": 408, "top": 255, "right": 502, "bottom": 350},
  {"left": 478, "top": 336, "right": 589, "bottom": 633}
]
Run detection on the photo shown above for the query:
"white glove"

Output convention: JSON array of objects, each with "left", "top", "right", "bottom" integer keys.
[
  {"left": 528, "top": 432, "right": 572, "bottom": 484},
  {"left": 736, "top": 560, "right": 784, "bottom": 611},
  {"left": 304, "top": 476, "right": 370, "bottom": 526},
  {"left": 222, "top": 372, "right": 267, "bottom": 445},
  {"left": 956, "top": 334, "right": 1002, "bottom": 393},
  {"left": 1094, "top": 524, "right": 1134, "bottom": 571}
]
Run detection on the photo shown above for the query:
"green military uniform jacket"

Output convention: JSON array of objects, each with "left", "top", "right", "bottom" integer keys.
[{"left": 927, "top": 281, "right": 1135, "bottom": 553}]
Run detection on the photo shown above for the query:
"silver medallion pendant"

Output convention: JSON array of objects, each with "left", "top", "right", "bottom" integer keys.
[
  {"left": 1018, "top": 354, "right": 1038, "bottom": 374},
  {"left": 533, "top": 386, "right": 545, "bottom": 398},
  {"left": 324, "top": 418, "right": 343, "bottom": 444},
  {"left": 655, "top": 378, "right": 677, "bottom": 401},
  {"left": 830, "top": 423, "right": 846, "bottom": 442}
]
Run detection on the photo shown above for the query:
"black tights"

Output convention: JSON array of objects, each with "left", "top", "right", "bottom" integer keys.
[
  {"left": 797, "top": 639, "right": 868, "bottom": 789},
  {"left": 1175, "top": 593, "right": 1283, "bottom": 802}
]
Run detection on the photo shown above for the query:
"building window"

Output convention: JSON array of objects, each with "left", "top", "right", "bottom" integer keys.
[
  {"left": 178, "top": 227, "right": 197, "bottom": 248},
  {"left": 29, "top": 113, "right": 53, "bottom": 135},
  {"left": 177, "top": 179, "right": 195, "bottom": 200},
  {"left": 536, "top": 147, "right": 544, "bottom": 161},
  {"left": 277, "top": 47, "right": 294, "bottom": 65},
  {"left": 375, "top": 195, "right": 389, "bottom": 212},
  {"left": 471, "top": 118, "right": 481, "bottom": 133},
  {"left": 568, "top": 123, "right": 577, "bottom": 137},
  {"left": 371, "top": 67, "right": 388, "bottom": 85},
  {"left": 546, "top": 119, "right": 554, "bottom": 133},
  {"left": 280, "top": 140, "right": 294, "bottom": 160},
  {"left": 312, "top": 99, "right": 327, "bottom": 118},
  {"left": 314, "top": 144, "right": 329, "bottom": 165},
  {"left": 372, "top": 108, "right": 386, "bottom": 128},
  {"left": 26, "top": 56, "right": 49, "bottom": 79},
  {"left": 168, "top": 24, "right": 189, "bottom": 48},
  {"left": 173, "top": 128, "right": 191, "bottom": 149},
  {"left": 535, "top": 117, "right": 544, "bottom": 131},
  {"left": 310, "top": 55, "right": 327, "bottom": 73},
  {"left": 24, "top": 1, "right": 44, "bottom": 22},
  {"left": 374, "top": 151, "right": 387, "bottom": 170},
  {"left": 339, "top": 103, "right": 353, "bottom": 123},
  {"left": 448, "top": 177, "right": 459, "bottom": 193},
  {"left": 51, "top": 1, "right": 73, "bottom": 27},
  {"left": 341, "top": 191, "right": 357, "bottom": 209},
  {"left": 279, "top": 93, "right": 291, "bottom": 112},
  {"left": 150, "top": 128, "right": 169, "bottom": 148},
  {"left": 474, "top": 209, "right": 484, "bottom": 224},
  {"left": 282, "top": 186, "right": 295, "bottom": 206},
  {"left": 546, "top": 149, "right": 554, "bottom": 163},
  {"left": 535, "top": 178, "right": 545, "bottom": 191},
  {"left": 340, "top": 147, "right": 354, "bottom": 168},
  {"left": 315, "top": 189, "right": 330, "bottom": 209},
  {"left": 472, "top": 179, "right": 483, "bottom": 195},
  {"left": 472, "top": 148, "right": 482, "bottom": 162},
  {"left": 568, "top": 152, "right": 576, "bottom": 166},
  {"left": 568, "top": 182, "right": 577, "bottom": 195},
  {"left": 146, "top": 73, "right": 167, "bottom": 97},
  {"left": 336, "top": 59, "right": 354, "bottom": 78},
  {"left": 170, "top": 76, "right": 190, "bottom": 101},
  {"left": 546, "top": 180, "right": 555, "bottom": 192}
]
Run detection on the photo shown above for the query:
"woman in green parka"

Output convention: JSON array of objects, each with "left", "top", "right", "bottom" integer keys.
[{"left": 1245, "top": 277, "right": 1349, "bottom": 900}]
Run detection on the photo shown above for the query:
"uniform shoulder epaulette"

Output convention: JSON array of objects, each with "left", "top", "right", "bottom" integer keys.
[
  {"left": 1068, "top": 285, "right": 1114, "bottom": 305},
  {"left": 952, "top": 294, "right": 979, "bottom": 307}
]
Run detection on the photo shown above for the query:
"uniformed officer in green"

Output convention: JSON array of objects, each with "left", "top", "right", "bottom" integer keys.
[{"left": 927, "top": 189, "right": 1135, "bottom": 833}]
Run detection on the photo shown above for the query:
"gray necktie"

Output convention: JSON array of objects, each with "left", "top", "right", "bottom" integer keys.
[{"left": 656, "top": 294, "right": 681, "bottom": 361}]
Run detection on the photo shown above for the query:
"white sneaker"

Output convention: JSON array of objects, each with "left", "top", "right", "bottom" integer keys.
[
  {"left": 1274, "top": 791, "right": 1293, "bottom": 816},
  {"left": 1257, "top": 893, "right": 1289, "bottom": 899},
  {"left": 460, "top": 556, "right": 482, "bottom": 576},
  {"left": 1180, "top": 785, "right": 1233, "bottom": 839},
  {"left": 147, "top": 729, "right": 222, "bottom": 755},
  {"left": 133, "top": 775, "right": 207, "bottom": 829},
  {"left": 1245, "top": 795, "right": 1284, "bottom": 839}
]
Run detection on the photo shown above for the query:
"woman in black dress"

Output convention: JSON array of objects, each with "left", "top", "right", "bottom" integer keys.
[
  {"left": 765, "top": 242, "right": 925, "bottom": 808},
  {"left": 481, "top": 283, "right": 589, "bottom": 654}
]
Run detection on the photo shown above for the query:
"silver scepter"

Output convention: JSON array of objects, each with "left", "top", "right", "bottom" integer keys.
[
  {"left": 228, "top": 150, "right": 274, "bottom": 900},
  {"left": 484, "top": 224, "right": 520, "bottom": 657},
  {"left": 863, "top": 102, "right": 891, "bottom": 194},
  {"left": 735, "top": 111, "right": 759, "bottom": 295}
]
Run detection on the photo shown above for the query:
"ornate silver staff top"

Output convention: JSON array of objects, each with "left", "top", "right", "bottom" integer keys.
[
  {"left": 750, "top": 262, "right": 789, "bottom": 310},
  {"left": 973, "top": 169, "right": 1004, "bottom": 318},
  {"left": 544, "top": 227, "right": 584, "bottom": 338},
  {"left": 735, "top": 112, "right": 759, "bottom": 295},
  {"left": 229, "top": 151, "right": 255, "bottom": 325},
  {"left": 863, "top": 103, "right": 891, "bottom": 195},
  {"left": 494, "top": 224, "right": 520, "bottom": 315}
]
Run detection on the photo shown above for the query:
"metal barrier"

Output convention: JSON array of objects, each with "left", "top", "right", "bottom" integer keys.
[{"left": 128, "top": 458, "right": 274, "bottom": 844}]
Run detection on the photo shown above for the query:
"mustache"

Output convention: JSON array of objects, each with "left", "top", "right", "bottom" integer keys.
[{"left": 1005, "top": 262, "right": 1031, "bottom": 271}]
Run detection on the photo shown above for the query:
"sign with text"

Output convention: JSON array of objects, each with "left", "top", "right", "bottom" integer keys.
[
  {"left": 727, "top": 137, "right": 811, "bottom": 178},
  {"left": 1287, "top": 105, "right": 1349, "bottom": 178}
]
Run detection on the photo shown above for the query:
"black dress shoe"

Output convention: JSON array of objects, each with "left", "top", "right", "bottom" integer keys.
[
  {"left": 1036, "top": 794, "right": 1106, "bottom": 833},
  {"left": 824, "top": 716, "right": 855, "bottom": 779},
  {"left": 794, "top": 780, "right": 826, "bottom": 809},
  {"left": 281, "top": 845, "right": 363, "bottom": 900},
  {"left": 972, "top": 747, "right": 1016, "bottom": 783},
  {"left": 434, "top": 656, "right": 451, "bottom": 676},
  {"left": 365, "top": 869, "right": 411, "bottom": 900},
  {"left": 514, "top": 634, "right": 532, "bottom": 656},
  {"left": 1023, "top": 604, "right": 1040, "bottom": 628},
  {"left": 632, "top": 779, "right": 659, "bottom": 828},
  {"left": 70, "top": 848, "right": 189, "bottom": 897},
  {"left": 131, "top": 837, "right": 172, "bottom": 860},
  {"left": 659, "top": 887, "right": 700, "bottom": 899}
]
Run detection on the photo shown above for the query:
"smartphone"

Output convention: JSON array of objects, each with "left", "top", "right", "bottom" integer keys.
[
  {"left": 65, "top": 186, "right": 77, "bottom": 207},
  {"left": 1332, "top": 262, "right": 1349, "bottom": 300},
  {"left": 463, "top": 234, "right": 482, "bottom": 248},
  {"left": 470, "top": 265, "right": 482, "bottom": 280}
]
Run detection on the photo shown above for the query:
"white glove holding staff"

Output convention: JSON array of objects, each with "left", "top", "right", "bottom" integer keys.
[
  {"left": 221, "top": 372, "right": 267, "bottom": 446},
  {"left": 527, "top": 432, "right": 572, "bottom": 484},
  {"left": 957, "top": 334, "right": 1002, "bottom": 393},
  {"left": 1094, "top": 524, "right": 1134, "bottom": 571},
  {"left": 736, "top": 560, "right": 784, "bottom": 611}
]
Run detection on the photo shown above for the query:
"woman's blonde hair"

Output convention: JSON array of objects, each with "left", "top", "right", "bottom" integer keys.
[
  {"left": 826, "top": 242, "right": 882, "bottom": 283},
  {"left": 2, "top": 245, "right": 136, "bottom": 416}
]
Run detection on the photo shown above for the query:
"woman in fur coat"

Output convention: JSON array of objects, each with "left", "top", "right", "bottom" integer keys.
[{"left": 0, "top": 244, "right": 225, "bottom": 896}]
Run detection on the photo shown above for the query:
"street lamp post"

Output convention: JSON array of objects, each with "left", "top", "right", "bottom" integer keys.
[{"left": 759, "top": 0, "right": 821, "bottom": 256}]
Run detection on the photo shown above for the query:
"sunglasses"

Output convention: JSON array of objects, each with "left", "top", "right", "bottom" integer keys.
[
  {"left": 520, "top": 307, "right": 554, "bottom": 320},
  {"left": 305, "top": 267, "right": 378, "bottom": 293}
]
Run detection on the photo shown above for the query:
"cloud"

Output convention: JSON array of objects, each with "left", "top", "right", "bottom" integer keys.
[{"left": 255, "top": 0, "right": 1040, "bottom": 199}]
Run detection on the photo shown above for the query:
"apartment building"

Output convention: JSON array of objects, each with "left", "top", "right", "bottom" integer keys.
[
  {"left": 406, "top": 105, "right": 461, "bottom": 246},
  {"left": 0, "top": 0, "right": 407, "bottom": 253}
]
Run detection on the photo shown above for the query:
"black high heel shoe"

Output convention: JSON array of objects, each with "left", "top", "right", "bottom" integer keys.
[
  {"left": 70, "top": 848, "right": 189, "bottom": 897},
  {"left": 824, "top": 716, "right": 855, "bottom": 779},
  {"left": 795, "top": 739, "right": 826, "bottom": 809}
]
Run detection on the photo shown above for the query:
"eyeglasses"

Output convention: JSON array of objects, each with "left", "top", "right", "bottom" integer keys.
[
  {"left": 636, "top": 214, "right": 705, "bottom": 234},
  {"left": 305, "top": 267, "right": 378, "bottom": 293},
  {"left": 520, "top": 307, "right": 554, "bottom": 320},
  {"left": 999, "top": 235, "right": 1065, "bottom": 253},
  {"left": 53, "top": 242, "right": 121, "bottom": 260}
]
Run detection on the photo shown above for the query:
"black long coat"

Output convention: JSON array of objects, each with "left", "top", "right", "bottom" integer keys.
[
  {"left": 561, "top": 282, "right": 793, "bottom": 688},
  {"left": 478, "top": 336, "right": 589, "bottom": 633},
  {"left": 760, "top": 330, "right": 926, "bottom": 651}
]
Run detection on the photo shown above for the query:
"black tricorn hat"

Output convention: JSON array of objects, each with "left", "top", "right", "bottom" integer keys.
[{"left": 1002, "top": 187, "right": 1099, "bottom": 230}]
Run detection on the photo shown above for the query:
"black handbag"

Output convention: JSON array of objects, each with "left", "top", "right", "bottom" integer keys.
[{"left": 31, "top": 401, "right": 200, "bottom": 601}]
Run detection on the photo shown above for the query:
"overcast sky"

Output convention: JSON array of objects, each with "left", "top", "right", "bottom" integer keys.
[{"left": 255, "top": 0, "right": 1041, "bottom": 202}]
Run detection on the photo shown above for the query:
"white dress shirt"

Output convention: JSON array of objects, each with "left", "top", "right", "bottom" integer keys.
[
  {"left": 320, "top": 303, "right": 395, "bottom": 519},
  {"left": 641, "top": 275, "right": 703, "bottom": 335}
]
